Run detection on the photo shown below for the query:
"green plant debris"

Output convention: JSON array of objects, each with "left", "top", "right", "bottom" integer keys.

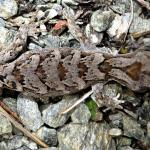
[{"left": 85, "top": 98, "right": 99, "bottom": 120}]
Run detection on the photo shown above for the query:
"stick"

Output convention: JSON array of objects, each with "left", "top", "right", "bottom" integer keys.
[
  {"left": 61, "top": 90, "right": 93, "bottom": 114},
  {"left": 0, "top": 106, "right": 48, "bottom": 148}
]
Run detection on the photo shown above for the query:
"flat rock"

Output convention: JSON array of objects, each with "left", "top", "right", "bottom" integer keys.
[
  {"left": 122, "top": 114, "right": 145, "bottom": 141},
  {"left": 71, "top": 103, "right": 91, "bottom": 123},
  {"left": 7, "top": 135, "right": 38, "bottom": 150},
  {"left": 17, "top": 95, "right": 43, "bottom": 131},
  {"left": 0, "top": 27, "right": 15, "bottom": 50},
  {"left": 0, "top": 114, "right": 12, "bottom": 135},
  {"left": 129, "top": 14, "right": 150, "bottom": 38},
  {"left": 58, "top": 122, "right": 115, "bottom": 150},
  {"left": 42, "top": 95, "right": 78, "bottom": 128},
  {"left": 90, "top": 10, "right": 115, "bottom": 32},
  {"left": 0, "top": 0, "right": 18, "bottom": 19},
  {"left": 36, "top": 126, "right": 57, "bottom": 146}
]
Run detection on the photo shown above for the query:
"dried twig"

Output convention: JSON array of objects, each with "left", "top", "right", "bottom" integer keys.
[
  {"left": 0, "top": 106, "right": 48, "bottom": 148},
  {"left": 61, "top": 90, "right": 93, "bottom": 114},
  {"left": 0, "top": 101, "right": 21, "bottom": 123}
]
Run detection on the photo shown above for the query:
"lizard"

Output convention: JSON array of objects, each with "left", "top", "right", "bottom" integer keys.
[{"left": 0, "top": 47, "right": 149, "bottom": 98}]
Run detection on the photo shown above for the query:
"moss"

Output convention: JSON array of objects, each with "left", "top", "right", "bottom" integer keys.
[
  {"left": 85, "top": 99, "right": 99, "bottom": 120},
  {"left": 120, "top": 47, "right": 128, "bottom": 54}
]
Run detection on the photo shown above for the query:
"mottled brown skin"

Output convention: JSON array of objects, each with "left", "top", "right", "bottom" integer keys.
[{"left": 0, "top": 48, "right": 149, "bottom": 98}]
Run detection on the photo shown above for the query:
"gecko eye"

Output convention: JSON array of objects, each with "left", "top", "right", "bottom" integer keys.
[{"left": 99, "top": 62, "right": 111, "bottom": 73}]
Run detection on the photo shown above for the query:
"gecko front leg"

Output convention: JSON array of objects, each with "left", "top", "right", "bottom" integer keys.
[{"left": 91, "top": 83, "right": 124, "bottom": 110}]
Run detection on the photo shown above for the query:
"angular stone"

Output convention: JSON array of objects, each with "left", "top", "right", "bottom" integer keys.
[
  {"left": 58, "top": 122, "right": 115, "bottom": 150},
  {"left": 36, "top": 127, "right": 57, "bottom": 146},
  {"left": 71, "top": 104, "right": 91, "bottom": 123},
  {"left": 17, "top": 95, "right": 43, "bottom": 131},
  {"left": 0, "top": 114, "right": 12, "bottom": 135},
  {"left": 42, "top": 95, "right": 78, "bottom": 128},
  {"left": 0, "top": 0, "right": 18, "bottom": 19}
]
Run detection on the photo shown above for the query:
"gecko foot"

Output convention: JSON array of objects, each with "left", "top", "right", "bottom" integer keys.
[{"left": 91, "top": 83, "right": 125, "bottom": 110}]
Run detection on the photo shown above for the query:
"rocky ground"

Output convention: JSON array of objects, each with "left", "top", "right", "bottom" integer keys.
[{"left": 0, "top": 0, "right": 150, "bottom": 150}]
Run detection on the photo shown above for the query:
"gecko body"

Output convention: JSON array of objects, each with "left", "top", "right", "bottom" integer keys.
[{"left": 0, "top": 48, "right": 149, "bottom": 98}]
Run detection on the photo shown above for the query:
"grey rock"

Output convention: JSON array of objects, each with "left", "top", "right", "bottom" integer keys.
[
  {"left": 43, "top": 35, "right": 61, "bottom": 48},
  {"left": 110, "top": 0, "right": 142, "bottom": 15},
  {"left": 58, "top": 122, "right": 115, "bottom": 150},
  {"left": 109, "top": 128, "right": 122, "bottom": 137},
  {"left": 0, "top": 114, "right": 12, "bottom": 135},
  {"left": 26, "top": 142, "right": 38, "bottom": 150},
  {"left": 0, "top": 0, "right": 18, "bottom": 19},
  {"left": 46, "top": 9, "right": 59, "bottom": 20},
  {"left": 16, "top": 146, "right": 31, "bottom": 150},
  {"left": 3, "top": 97, "right": 17, "bottom": 113},
  {"left": 107, "top": 13, "right": 131, "bottom": 41},
  {"left": 0, "top": 17, "right": 5, "bottom": 27},
  {"left": 0, "top": 27, "right": 15, "bottom": 50},
  {"left": 40, "top": 24, "right": 47, "bottom": 35},
  {"left": 117, "top": 146, "right": 134, "bottom": 150},
  {"left": 28, "top": 43, "right": 43, "bottom": 50},
  {"left": 143, "top": 38, "right": 150, "bottom": 48},
  {"left": 37, "top": 10, "right": 45, "bottom": 20},
  {"left": 130, "top": 14, "right": 150, "bottom": 38},
  {"left": 122, "top": 114, "right": 145, "bottom": 141},
  {"left": 42, "top": 0, "right": 51, "bottom": 2},
  {"left": 6, "top": 135, "right": 37, "bottom": 150},
  {"left": 109, "top": 113, "right": 123, "bottom": 128},
  {"left": 42, "top": 95, "right": 79, "bottom": 128},
  {"left": 138, "top": 92, "right": 150, "bottom": 123},
  {"left": 7, "top": 136, "right": 24, "bottom": 150},
  {"left": 90, "top": 10, "right": 115, "bottom": 32},
  {"left": 36, "top": 127, "right": 57, "bottom": 146},
  {"left": 39, "top": 147, "right": 58, "bottom": 150},
  {"left": 52, "top": 4, "right": 62, "bottom": 15},
  {"left": 60, "top": 0, "right": 78, "bottom": 5},
  {"left": 122, "top": 89, "right": 140, "bottom": 107},
  {"left": 85, "top": 24, "right": 103, "bottom": 45},
  {"left": 147, "top": 121, "right": 150, "bottom": 138},
  {"left": 71, "top": 104, "right": 91, "bottom": 123},
  {"left": 0, "top": 142, "right": 8, "bottom": 150},
  {"left": 17, "top": 94, "right": 43, "bottom": 131},
  {"left": 117, "top": 137, "right": 132, "bottom": 147}
]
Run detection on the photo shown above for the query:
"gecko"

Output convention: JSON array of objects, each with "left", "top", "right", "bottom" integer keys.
[{"left": 0, "top": 46, "right": 149, "bottom": 98}]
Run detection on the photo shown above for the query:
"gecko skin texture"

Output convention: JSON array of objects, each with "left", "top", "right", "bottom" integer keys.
[{"left": 0, "top": 48, "right": 149, "bottom": 98}]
